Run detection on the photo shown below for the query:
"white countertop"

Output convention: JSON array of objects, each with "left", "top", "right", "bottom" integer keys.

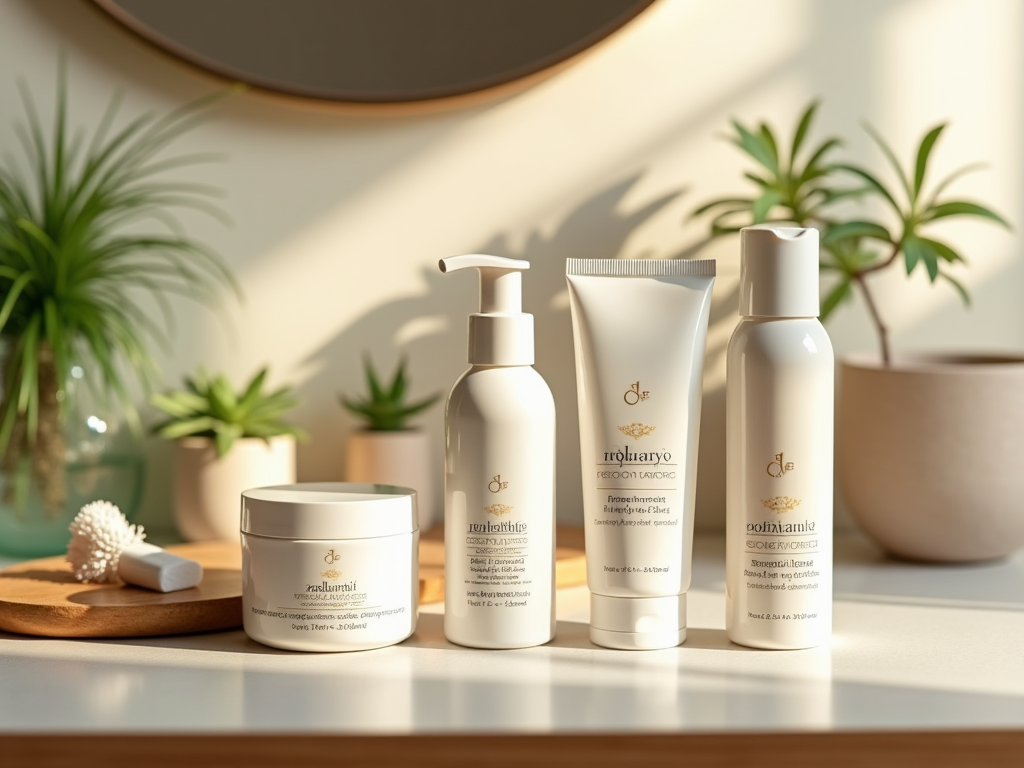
[{"left": 1, "top": 535, "right": 1022, "bottom": 734}]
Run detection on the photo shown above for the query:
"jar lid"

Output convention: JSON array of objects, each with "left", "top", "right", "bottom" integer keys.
[{"left": 241, "top": 482, "right": 418, "bottom": 540}]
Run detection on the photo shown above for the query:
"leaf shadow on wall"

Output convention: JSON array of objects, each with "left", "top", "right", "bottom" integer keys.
[{"left": 296, "top": 173, "right": 737, "bottom": 529}]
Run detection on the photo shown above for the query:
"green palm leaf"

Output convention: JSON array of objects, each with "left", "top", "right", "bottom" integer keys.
[
  {"left": 0, "top": 63, "right": 240, "bottom": 464},
  {"left": 913, "top": 124, "right": 946, "bottom": 202},
  {"left": 923, "top": 201, "right": 1010, "bottom": 227},
  {"left": 820, "top": 278, "right": 853, "bottom": 321},
  {"left": 789, "top": 101, "right": 819, "bottom": 169},
  {"left": 694, "top": 101, "right": 845, "bottom": 237},
  {"left": 863, "top": 122, "right": 913, "bottom": 204},
  {"left": 939, "top": 271, "right": 971, "bottom": 305}
]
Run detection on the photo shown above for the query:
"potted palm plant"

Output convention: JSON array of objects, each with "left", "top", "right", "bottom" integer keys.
[
  {"left": 695, "top": 102, "right": 1020, "bottom": 562},
  {"left": 0, "top": 66, "right": 237, "bottom": 556},
  {"left": 341, "top": 355, "right": 440, "bottom": 530},
  {"left": 152, "top": 367, "right": 307, "bottom": 541}
]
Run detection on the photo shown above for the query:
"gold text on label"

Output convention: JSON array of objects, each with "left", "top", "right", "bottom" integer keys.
[
  {"left": 767, "top": 452, "right": 795, "bottom": 477},
  {"left": 624, "top": 381, "right": 650, "bottom": 405}
]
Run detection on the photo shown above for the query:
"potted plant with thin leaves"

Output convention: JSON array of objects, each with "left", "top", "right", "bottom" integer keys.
[
  {"left": 341, "top": 355, "right": 440, "bottom": 530},
  {"left": 695, "top": 101, "right": 1023, "bottom": 561},
  {"left": 152, "top": 368, "right": 307, "bottom": 541},
  {"left": 0, "top": 66, "right": 238, "bottom": 556}
]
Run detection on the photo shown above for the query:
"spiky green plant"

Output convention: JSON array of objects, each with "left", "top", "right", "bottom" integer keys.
[
  {"left": 341, "top": 356, "right": 440, "bottom": 431},
  {"left": 692, "top": 101, "right": 859, "bottom": 236},
  {"left": 152, "top": 368, "right": 308, "bottom": 458},
  {"left": 0, "top": 64, "right": 239, "bottom": 508},
  {"left": 694, "top": 101, "right": 1010, "bottom": 365}
]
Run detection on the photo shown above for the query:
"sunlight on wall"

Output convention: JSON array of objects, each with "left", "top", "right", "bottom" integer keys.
[
  {"left": 861, "top": 0, "right": 1023, "bottom": 335},
  {"left": 1, "top": 0, "right": 1020, "bottom": 533},
  {"left": 234, "top": 0, "right": 812, "bottom": 379},
  {"left": 215, "top": 0, "right": 821, "bottom": 525}
]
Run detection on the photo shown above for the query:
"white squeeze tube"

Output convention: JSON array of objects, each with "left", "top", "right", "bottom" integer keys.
[{"left": 566, "top": 258, "right": 716, "bottom": 650}]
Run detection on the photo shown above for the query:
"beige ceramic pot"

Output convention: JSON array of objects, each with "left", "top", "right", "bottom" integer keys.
[
  {"left": 174, "top": 434, "right": 296, "bottom": 541},
  {"left": 838, "top": 354, "right": 1024, "bottom": 561},
  {"left": 345, "top": 429, "right": 436, "bottom": 531}
]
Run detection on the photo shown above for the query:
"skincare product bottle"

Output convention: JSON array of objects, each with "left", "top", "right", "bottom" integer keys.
[
  {"left": 726, "top": 226, "right": 833, "bottom": 650},
  {"left": 438, "top": 254, "right": 556, "bottom": 649},
  {"left": 566, "top": 259, "right": 716, "bottom": 650}
]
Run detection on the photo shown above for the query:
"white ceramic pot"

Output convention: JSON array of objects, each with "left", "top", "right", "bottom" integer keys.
[
  {"left": 174, "top": 434, "right": 296, "bottom": 541},
  {"left": 838, "top": 354, "right": 1024, "bottom": 562},
  {"left": 344, "top": 429, "right": 436, "bottom": 531}
]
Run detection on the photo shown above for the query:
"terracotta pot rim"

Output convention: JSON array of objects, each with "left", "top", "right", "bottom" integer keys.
[{"left": 842, "top": 351, "right": 1024, "bottom": 373}]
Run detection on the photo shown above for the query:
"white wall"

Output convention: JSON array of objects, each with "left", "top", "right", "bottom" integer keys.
[{"left": 1, "top": 0, "right": 1021, "bottom": 535}]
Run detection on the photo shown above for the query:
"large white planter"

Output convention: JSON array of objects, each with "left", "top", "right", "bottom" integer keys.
[
  {"left": 838, "top": 354, "right": 1024, "bottom": 562},
  {"left": 344, "top": 429, "right": 436, "bottom": 531},
  {"left": 174, "top": 435, "right": 296, "bottom": 541}
]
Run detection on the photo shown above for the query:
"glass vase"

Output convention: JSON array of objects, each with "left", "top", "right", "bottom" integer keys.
[{"left": 0, "top": 362, "right": 145, "bottom": 558}]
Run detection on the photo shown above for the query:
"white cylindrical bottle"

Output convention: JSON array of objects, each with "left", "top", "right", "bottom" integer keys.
[
  {"left": 726, "top": 226, "right": 833, "bottom": 650},
  {"left": 439, "top": 254, "right": 556, "bottom": 649}
]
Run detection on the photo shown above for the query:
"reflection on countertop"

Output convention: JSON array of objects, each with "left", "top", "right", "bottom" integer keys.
[{"left": 1, "top": 533, "right": 1022, "bottom": 734}]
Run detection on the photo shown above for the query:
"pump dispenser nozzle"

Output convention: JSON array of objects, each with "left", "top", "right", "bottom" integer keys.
[{"left": 439, "top": 254, "right": 533, "bottom": 366}]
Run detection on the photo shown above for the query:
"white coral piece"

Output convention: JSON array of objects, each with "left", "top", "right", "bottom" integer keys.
[{"left": 67, "top": 500, "right": 146, "bottom": 583}]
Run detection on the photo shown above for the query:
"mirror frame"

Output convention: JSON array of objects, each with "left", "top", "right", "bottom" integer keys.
[{"left": 90, "top": 0, "right": 657, "bottom": 112}]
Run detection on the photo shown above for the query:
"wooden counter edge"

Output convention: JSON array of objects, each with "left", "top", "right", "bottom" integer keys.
[{"left": 2, "top": 730, "right": 1022, "bottom": 768}]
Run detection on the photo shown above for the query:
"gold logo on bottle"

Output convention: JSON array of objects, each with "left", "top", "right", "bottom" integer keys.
[
  {"left": 767, "top": 452, "right": 795, "bottom": 477},
  {"left": 761, "top": 496, "right": 801, "bottom": 514},
  {"left": 324, "top": 549, "right": 341, "bottom": 564},
  {"left": 488, "top": 475, "right": 509, "bottom": 493},
  {"left": 618, "top": 422, "right": 656, "bottom": 440},
  {"left": 624, "top": 381, "right": 650, "bottom": 405},
  {"left": 484, "top": 504, "right": 513, "bottom": 517},
  {"left": 320, "top": 568, "right": 344, "bottom": 579}
]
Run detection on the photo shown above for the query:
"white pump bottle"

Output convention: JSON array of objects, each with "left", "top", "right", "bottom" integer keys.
[{"left": 438, "top": 254, "right": 556, "bottom": 649}]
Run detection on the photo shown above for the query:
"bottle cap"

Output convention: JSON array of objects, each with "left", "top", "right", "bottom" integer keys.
[
  {"left": 589, "top": 593, "right": 686, "bottom": 650},
  {"left": 439, "top": 254, "right": 534, "bottom": 366},
  {"left": 739, "top": 226, "right": 820, "bottom": 318}
]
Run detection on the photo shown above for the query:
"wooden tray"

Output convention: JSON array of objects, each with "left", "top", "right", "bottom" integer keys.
[
  {"left": 0, "top": 541, "right": 243, "bottom": 638},
  {"left": 0, "top": 528, "right": 587, "bottom": 638}
]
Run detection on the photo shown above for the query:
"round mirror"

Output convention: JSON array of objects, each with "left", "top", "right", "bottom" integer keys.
[{"left": 93, "top": 0, "right": 655, "bottom": 107}]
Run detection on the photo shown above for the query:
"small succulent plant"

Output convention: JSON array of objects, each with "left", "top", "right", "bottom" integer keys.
[
  {"left": 340, "top": 356, "right": 439, "bottom": 431},
  {"left": 151, "top": 367, "right": 307, "bottom": 457}
]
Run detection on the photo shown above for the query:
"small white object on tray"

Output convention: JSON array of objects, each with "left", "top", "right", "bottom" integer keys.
[{"left": 67, "top": 501, "right": 203, "bottom": 592}]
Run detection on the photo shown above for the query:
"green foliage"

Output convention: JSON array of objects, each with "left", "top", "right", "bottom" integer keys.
[
  {"left": 152, "top": 368, "right": 307, "bottom": 458},
  {"left": 693, "top": 101, "right": 1010, "bottom": 363},
  {"left": 0, "top": 62, "right": 240, "bottom": 454},
  {"left": 340, "top": 356, "right": 440, "bottom": 431},
  {"left": 693, "top": 101, "right": 859, "bottom": 236}
]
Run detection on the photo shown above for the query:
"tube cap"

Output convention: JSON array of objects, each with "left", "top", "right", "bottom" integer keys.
[
  {"left": 589, "top": 593, "right": 686, "bottom": 650},
  {"left": 739, "top": 226, "right": 820, "bottom": 318}
]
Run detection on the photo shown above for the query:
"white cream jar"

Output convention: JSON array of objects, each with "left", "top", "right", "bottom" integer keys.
[{"left": 241, "top": 482, "right": 418, "bottom": 652}]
